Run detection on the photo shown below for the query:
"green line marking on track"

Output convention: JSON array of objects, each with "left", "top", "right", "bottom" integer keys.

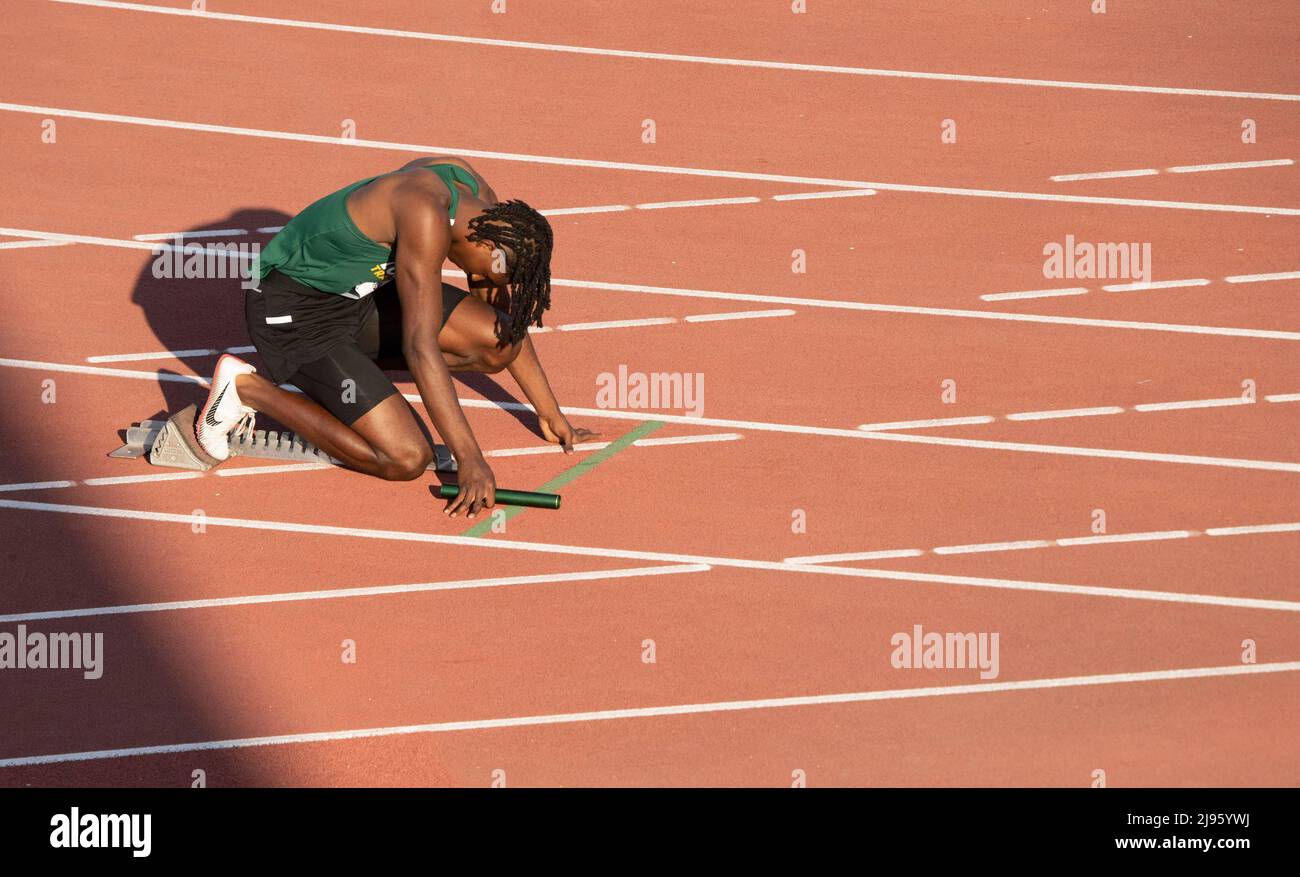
[{"left": 462, "top": 420, "right": 665, "bottom": 537}]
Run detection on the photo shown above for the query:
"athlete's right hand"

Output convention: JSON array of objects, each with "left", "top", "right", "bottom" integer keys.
[{"left": 446, "top": 456, "right": 496, "bottom": 518}]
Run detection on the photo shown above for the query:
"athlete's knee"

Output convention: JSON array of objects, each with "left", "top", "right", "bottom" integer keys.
[
  {"left": 473, "top": 341, "right": 522, "bottom": 374},
  {"left": 379, "top": 442, "right": 433, "bottom": 481}
]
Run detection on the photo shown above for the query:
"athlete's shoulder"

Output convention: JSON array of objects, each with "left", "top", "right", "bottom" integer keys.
[
  {"left": 396, "top": 154, "right": 475, "bottom": 173},
  {"left": 387, "top": 171, "right": 450, "bottom": 213}
]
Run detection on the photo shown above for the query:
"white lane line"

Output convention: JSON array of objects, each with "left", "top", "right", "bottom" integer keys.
[
  {"left": 633, "top": 433, "right": 743, "bottom": 447},
  {"left": 556, "top": 317, "right": 677, "bottom": 331},
  {"left": 857, "top": 416, "right": 996, "bottom": 431},
  {"left": 485, "top": 442, "right": 611, "bottom": 458},
  {"left": 0, "top": 239, "right": 72, "bottom": 250},
  {"left": 1051, "top": 169, "right": 1159, "bottom": 182},
  {"left": 850, "top": 428, "right": 1300, "bottom": 472},
  {"left": 5, "top": 659, "right": 1296, "bottom": 768},
  {"left": 50, "top": 1, "right": 1300, "bottom": 102},
  {"left": 980, "top": 287, "right": 1089, "bottom": 302},
  {"left": 3, "top": 103, "right": 1297, "bottom": 215},
  {"left": 770, "top": 189, "right": 876, "bottom": 201},
  {"left": 1101, "top": 279, "right": 1211, "bottom": 292},
  {"left": 0, "top": 355, "right": 1292, "bottom": 474},
  {"left": 683, "top": 309, "right": 796, "bottom": 323},
  {"left": 1224, "top": 271, "right": 1300, "bottom": 283},
  {"left": 0, "top": 480, "right": 77, "bottom": 493},
  {"left": 0, "top": 564, "right": 709, "bottom": 624},
  {"left": 6, "top": 224, "right": 1299, "bottom": 339},
  {"left": 0, "top": 434, "right": 742, "bottom": 492},
  {"left": 81, "top": 473, "right": 204, "bottom": 487},
  {"left": 4, "top": 498, "right": 1298, "bottom": 613},
  {"left": 216, "top": 462, "right": 333, "bottom": 477},
  {"left": 1133, "top": 397, "right": 1251, "bottom": 412},
  {"left": 88, "top": 311, "right": 793, "bottom": 364},
  {"left": 857, "top": 391, "right": 1277, "bottom": 433},
  {"left": 114, "top": 191, "right": 872, "bottom": 244},
  {"left": 546, "top": 276, "right": 1300, "bottom": 340},
  {"left": 1167, "top": 159, "right": 1295, "bottom": 174},
  {"left": 1056, "top": 531, "right": 1193, "bottom": 546},
  {"left": 1005, "top": 406, "right": 1125, "bottom": 421},
  {"left": 0, "top": 356, "right": 207, "bottom": 385},
  {"left": 1206, "top": 522, "right": 1300, "bottom": 536},
  {"left": 485, "top": 434, "right": 742, "bottom": 456},
  {"left": 89, "top": 348, "right": 217, "bottom": 363},
  {"left": 787, "top": 522, "right": 1278, "bottom": 566},
  {"left": 636, "top": 196, "right": 761, "bottom": 210},
  {"left": 784, "top": 548, "right": 925, "bottom": 564},
  {"left": 0, "top": 103, "right": 866, "bottom": 190},
  {"left": 132, "top": 228, "right": 247, "bottom": 241},
  {"left": 932, "top": 540, "right": 1053, "bottom": 555},
  {"left": 87, "top": 345, "right": 255, "bottom": 364},
  {"left": 541, "top": 204, "right": 631, "bottom": 216},
  {"left": 0, "top": 226, "right": 256, "bottom": 259},
  {"left": 985, "top": 271, "right": 1299, "bottom": 299},
  {"left": 1052, "top": 159, "right": 1293, "bottom": 182}
]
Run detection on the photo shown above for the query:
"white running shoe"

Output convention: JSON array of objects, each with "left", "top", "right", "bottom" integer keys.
[{"left": 194, "top": 354, "right": 258, "bottom": 461}]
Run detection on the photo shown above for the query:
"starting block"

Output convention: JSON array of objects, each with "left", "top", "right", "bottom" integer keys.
[{"left": 110, "top": 403, "right": 456, "bottom": 472}]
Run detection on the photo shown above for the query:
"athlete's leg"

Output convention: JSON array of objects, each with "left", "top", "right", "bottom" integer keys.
[
  {"left": 235, "top": 348, "right": 432, "bottom": 481},
  {"left": 436, "top": 294, "right": 524, "bottom": 373},
  {"left": 371, "top": 281, "right": 525, "bottom": 375}
]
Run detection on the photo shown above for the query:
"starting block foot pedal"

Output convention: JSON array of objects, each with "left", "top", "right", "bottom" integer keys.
[{"left": 146, "top": 404, "right": 222, "bottom": 471}]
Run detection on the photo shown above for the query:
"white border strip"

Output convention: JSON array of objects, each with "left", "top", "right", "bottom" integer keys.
[
  {"left": 635, "top": 196, "right": 761, "bottom": 210},
  {"left": 1051, "top": 169, "right": 1159, "bottom": 182},
  {"left": 1133, "top": 397, "right": 1250, "bottom": 412},
  {"left": 980, "top": 287, "right": 1089, "bottom": 302},
  {"left": 858, "top": 416, "right": 996, "bottom": 431},
  {"left": 0, "top": 239, "right": 72, "bottom": 251},
  {"left": 770, "top": 189, "right": 876, "bottom": 201},
  {"left": 1224, "top": 271, "right": 1300, "bottom": 283},
  {"left": 1101, "top": 279, "right": 1211, "bottom": 292},
  {"left": 683, "top": 309, "right": 796, "bottom": 323},
  {"left": 133, "top": 228, "right": 247, "bottom": 241},
  {"left": 1167, "top": 159, "right": 1295, "bottom": 174},
  {"left": 1005, "top": 406, "right": 1125, "bottom": 421},
  {"left": 556, "top": 317, "right": 676, "bottom": 331}
]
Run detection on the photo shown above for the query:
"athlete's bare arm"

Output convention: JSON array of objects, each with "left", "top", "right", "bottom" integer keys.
[
  {"left": 506, "top": 335, "right": 600, "bottom": 452},
  {"left": 389, "top": 181, "right": 495, "bottom": 517}
]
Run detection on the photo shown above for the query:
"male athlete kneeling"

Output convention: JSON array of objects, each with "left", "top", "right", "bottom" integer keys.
[{"left": 194, "top": 156, "right": 596, "bottom": 518}]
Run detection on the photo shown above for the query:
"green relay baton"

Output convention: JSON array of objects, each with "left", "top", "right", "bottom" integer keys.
[{"left": 437, "top": 484, "right": 562, "bottom": 510}]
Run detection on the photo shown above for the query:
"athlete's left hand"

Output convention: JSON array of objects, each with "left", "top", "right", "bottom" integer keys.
[{"left": 539, "top": 414, "right": 600, "bottom": 453}]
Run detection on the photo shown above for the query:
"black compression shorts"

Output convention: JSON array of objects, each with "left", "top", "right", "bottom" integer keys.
[{"left": 245, "top": 269, "right": 468, "bottom": 425}]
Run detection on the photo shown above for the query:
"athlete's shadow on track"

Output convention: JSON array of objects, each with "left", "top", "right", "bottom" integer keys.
[{"left": 129, "top": 207, "right": 290, "bottom": 417}]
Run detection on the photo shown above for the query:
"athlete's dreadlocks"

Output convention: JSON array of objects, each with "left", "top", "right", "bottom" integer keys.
[{"left": 466, "top": 200, "right": 553, "bottom": 345}]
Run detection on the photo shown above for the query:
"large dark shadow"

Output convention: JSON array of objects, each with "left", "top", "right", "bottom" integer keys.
[{"left": 0, "top": 209, "right": 298, "bottom": 788}]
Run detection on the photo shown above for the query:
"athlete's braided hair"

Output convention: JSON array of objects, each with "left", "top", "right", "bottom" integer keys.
[{"left": 466, "top": 200, "right": 553, "bottom": 345}]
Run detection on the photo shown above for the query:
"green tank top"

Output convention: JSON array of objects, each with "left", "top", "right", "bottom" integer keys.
[{"left": 256, "top": 163, "right": 480, "bottom": 297}]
